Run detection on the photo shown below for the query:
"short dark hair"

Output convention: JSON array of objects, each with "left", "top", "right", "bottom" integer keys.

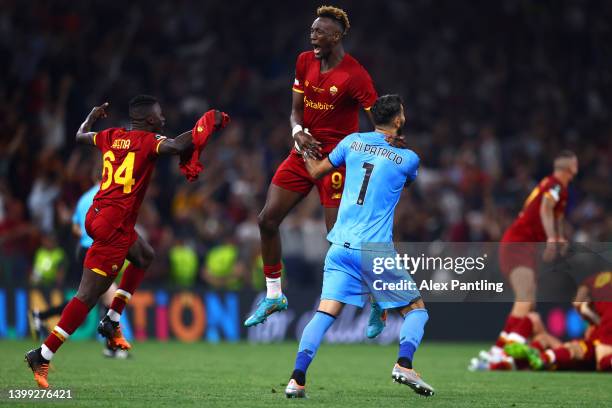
[
  {"left": 371, "top": 94, "right": 403, "bottom": 126},
  {"left": 129, "top": 94, "right": 158, "bottom": 119}
]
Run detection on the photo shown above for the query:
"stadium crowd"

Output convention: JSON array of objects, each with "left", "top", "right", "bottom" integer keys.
[{"left": 1, "top": 0, "right": 610, "bottom": 289}]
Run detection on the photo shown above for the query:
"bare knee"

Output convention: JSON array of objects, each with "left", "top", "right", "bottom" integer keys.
[
  {"left": 75, "top": 289, "right": 100, "bottom": 309},
  {"left": 258, "top": 210, "right": 281, "bottom": 236},
  {"left": 140, "top": 244, "right": 155, "bottom": 269},
  {"left": 399, "top": 298, "right": 426, "bottom": 316}
]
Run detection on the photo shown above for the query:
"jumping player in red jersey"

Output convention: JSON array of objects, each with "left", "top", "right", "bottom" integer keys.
[
  {"left": 484, "top": 151, "right": 579, "bottom": 363},
  {"left": 24, "top": 96, "right": 226, "bottom": 388},
  {"left": 245, "top": 6, "right": 403, "bottom": 327}
]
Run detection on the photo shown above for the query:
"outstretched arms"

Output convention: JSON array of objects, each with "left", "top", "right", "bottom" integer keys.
[{"left": 76, "top": 102, "right": 109, "bottom": 145}]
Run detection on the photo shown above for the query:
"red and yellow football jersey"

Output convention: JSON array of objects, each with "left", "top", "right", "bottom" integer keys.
[
  {"left": 292, "top": 51, "right": 377, "bottom": 151},
  {"left": 503, "top": 175, "right": 568, "bottom": 242},
  {"left": 91, "top": 128, "right": 165, "bottom": 230}
]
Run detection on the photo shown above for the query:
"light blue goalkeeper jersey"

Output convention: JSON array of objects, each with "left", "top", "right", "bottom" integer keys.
[{"left": 326, "top": 131, "right": 419, "bottom": 250}]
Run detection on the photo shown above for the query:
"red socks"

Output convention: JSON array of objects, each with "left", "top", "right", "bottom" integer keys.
[
  {"left": 263, "top": 263, "right": 282, "bottom": 279},
  {"left": 543, "top": 347, "right": 572, "bottom": 368},
  {"left": 598, "top": 354, "right": 612, "bottom": 371},
  {"left": 495, "top": 316, "right": 521, "bottom": 347},
  {"left": 43, "top": 297, "right": 90, "bottom": 356},
  {"left": 109, "top": 264, "right": 146, "bottom": 316},
  {"left": 496, "top": 315, "right": 533, "bottom": 347}
]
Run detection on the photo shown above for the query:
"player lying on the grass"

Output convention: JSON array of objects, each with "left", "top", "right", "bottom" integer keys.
[
  {"left": 245, "top": 5, "right": 404, "bottom": 334},
  {"left": 25, "top": 96, "right": 228, "bottom": 388},
  {"left": 284, "top": 95, "right": 434, "bottom": 398},
  {"left": 30, "top": 161, "right": 128, "bottom": 359},
  {"left": 478, "top": 151, "right": 578, "bottom": 367},
  {"left": 505, "top": 270, "right": 612, "bottom": 372}
]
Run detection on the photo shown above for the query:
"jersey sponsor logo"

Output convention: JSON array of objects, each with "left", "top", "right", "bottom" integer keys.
[
  {"left": 111, "top": 139, "right": 131, "bottom": 149},
  {"left": 329, "top": 85, "right": 338, "bottom": 96},
  {"left": 304, "top": 96, "right": 334, "bottom": 111}
]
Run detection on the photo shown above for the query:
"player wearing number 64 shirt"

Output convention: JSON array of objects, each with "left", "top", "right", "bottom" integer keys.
[{"left": 25, "top": 95, "right": 227, "bottom": 388}]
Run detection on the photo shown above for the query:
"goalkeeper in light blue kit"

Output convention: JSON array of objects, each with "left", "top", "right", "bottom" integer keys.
[{"left": 285, "top": 94, "right": 434, "bottom": 398}]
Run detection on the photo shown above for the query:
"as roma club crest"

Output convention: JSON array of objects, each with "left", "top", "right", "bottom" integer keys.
[{"left": 329, "top": 85, "right": 338, "bottom": 96}]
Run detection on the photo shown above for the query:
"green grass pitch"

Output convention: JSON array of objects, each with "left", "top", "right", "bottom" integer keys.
[{"left": 1, "top": 340, "right": 610, "bottom": 407}]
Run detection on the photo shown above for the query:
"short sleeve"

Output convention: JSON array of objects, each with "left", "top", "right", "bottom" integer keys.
[
  {"left": 407, "top": 152, "right": 420, "bottom": 182},
  {"left": 292, "top": 53, "right": 307, "bottom": 94},
  {"left": 93, "top": 128, "right": 112, "bottom": 151},
  {"left": 328, "top": 134, "right": 352, "bottom": 168},
  {"left": 350, "top": 66, "right": 377, "bottom": 110},
  {"left": 543, "top": 180, "right": 562, "bottom": 203},
  {"left": 152, "top": 134, "right": 167, "bottom": 156}
]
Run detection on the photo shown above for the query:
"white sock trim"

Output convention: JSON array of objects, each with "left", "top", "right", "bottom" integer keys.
[
  {"left": 54, "top": 326, "right": 70, "bottom": 340},
  {"left": 107, "top": 309, "right": 121, "bottom": 322},
  {"left": 545, "top": 349, "right": 556, "bottom": 364},
  {"left": 506, "top": 332, "right": 527, "bottom": 344},
  {"left": 266, "top": 277, "right": 282, "bottom": 299},
  {"left": 116, "top": 289, "right": 132, "bottom": 300},
  {"left": 41, "top": 344, "right": 54, "bottom": 361}
]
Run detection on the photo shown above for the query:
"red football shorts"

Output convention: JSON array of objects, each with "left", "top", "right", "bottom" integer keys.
[
  {"left": 498, "top": 229, "right": 538, "bottom": 278},
  {"left": 84, "top": 207, "right": 137, "bottom": 278},
  {"left": 271, "top": 150, "right": 345, "bottom": 208}
]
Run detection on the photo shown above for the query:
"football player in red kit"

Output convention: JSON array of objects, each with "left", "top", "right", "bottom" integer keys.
[
  {"left": 505, "top": 270, "right": 612, "bottom": 372},
  {"left": 25, "top": 96, "right": 225, "bottom": 388},
  {"left": 246, "top": 5, "right": 404, "bottom": 327},
  {"left": 488, "top": 151, "right": 578, "bottom": 360}
]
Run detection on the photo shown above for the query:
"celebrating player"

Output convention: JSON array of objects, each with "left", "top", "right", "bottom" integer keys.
[
  {"left": 486, "top": 151, "right": 578, "bottom": 362},
  {"left": 284, "top": 95, "right": 434, "bottom": 398},
  {"left": 25, "top": 96, "right": 226, "bottom": 388},
  {"left": 505, "top": 270, "right": 612, "bottom": 372},
  {"left": 30, "top": 162, "right": 128, "bottom": 358},
  {"left": 246, "top": 5, "right": 402, "bottom": 328}
]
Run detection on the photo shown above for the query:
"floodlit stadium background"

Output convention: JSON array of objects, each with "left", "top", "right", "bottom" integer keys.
[{"left": 0, "top": 0, "right": 610, "bottom": 342}]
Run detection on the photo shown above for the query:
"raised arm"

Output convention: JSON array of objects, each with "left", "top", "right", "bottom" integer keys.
[
  {"left": 304, "top": 156, "right": 335, "bottom": 180},
  {"left": 76, "top": 102, "right": 109, "bottom": 145}
]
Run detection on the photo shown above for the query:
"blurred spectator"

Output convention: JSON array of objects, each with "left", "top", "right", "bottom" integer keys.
[
  {"left": 31, "top": 234, "right": 66, "bottom": 287},
  {"left": 201, "top": 238, "right": 244, "bottom": 290},
  {"left": 168, "top": 238, "right": 199, "bottom": 287}
]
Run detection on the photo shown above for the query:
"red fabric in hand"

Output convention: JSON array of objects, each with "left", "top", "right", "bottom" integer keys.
[{"left": 179, "top": 110, "right": 230, "bottom": 181}]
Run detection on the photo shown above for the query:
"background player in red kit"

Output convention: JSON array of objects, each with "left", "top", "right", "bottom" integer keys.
[
  {"left": 486, "top": 151, "right": 579, "bottom": 362},
  {"left": 505, "top": 270, "right": 612, "bottom": 372},
  {"left": 25, "top": 96, "right": 226, "bottom": 388},
  {"left": 246, "top": 6, "right": 405, "bottom": 327}
]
